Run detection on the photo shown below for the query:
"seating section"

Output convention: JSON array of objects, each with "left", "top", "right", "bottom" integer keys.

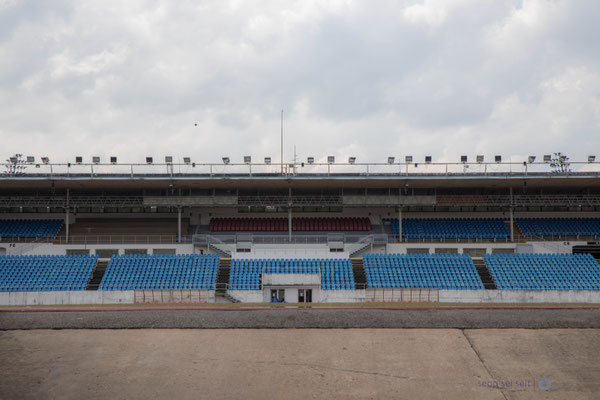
[
  {"left": 363, "top": 253, "right": 484, "bottom": 289},
  {"left": 484, "top": 253, "right": 600, "bottom": 290},
  {"left": 99, "top": 254, "right": 219, "bottom": 290},
  {"left": 210, "top": 217, "right": 371, "bottom": 232},
  {"left": 386, "top": 218, "right": 509, "bottom": 240},
  {"left": 229, "top": 258, "right": 355, "bottom": 290},
  {"left": 0, "top": 219, "right": 63, "bottom": 238},
  {"left": 0, "top": 255, "right": 97, "bottom": 292},
  {"left": 516, "top": 218, "right": 600, "bottom": 237}
]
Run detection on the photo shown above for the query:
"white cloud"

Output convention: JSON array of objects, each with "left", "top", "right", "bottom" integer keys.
[{"left": 0, "top": 0, "right": 599, "bottom": 165}]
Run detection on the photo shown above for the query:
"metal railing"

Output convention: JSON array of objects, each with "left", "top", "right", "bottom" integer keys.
[
  {"left": 2, "top": 160, "right": 600, "bottom": 178},
  {"left": 53, "top": 235, "right": 191, "bottom": 244}
]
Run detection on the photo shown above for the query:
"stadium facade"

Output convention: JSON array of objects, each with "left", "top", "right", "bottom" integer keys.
[{"left": 1, "top": 157, "right": 600, "bottom": 305}]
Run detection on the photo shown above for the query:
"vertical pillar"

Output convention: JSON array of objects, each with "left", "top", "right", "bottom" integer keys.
[
  {"left": 65, "top": 188, "right": 70, "bottom": 244},
  {"left": 177, "top": 207, "right": 182, "bottom": 243},
  {"left": 65, "top": 208, "right": 69, "bottom": 244},
  {"left": 509, "top": 187, "right": 514, "bottom": 242},
  {"left": 288, "top": 187, "right": 292, "bottom": 240},
  {"left": 398, "top": 206, "right": 403, "bottom": 242},
  {"left": 288, "top": 207, "right": 292, "bottom": 240}
]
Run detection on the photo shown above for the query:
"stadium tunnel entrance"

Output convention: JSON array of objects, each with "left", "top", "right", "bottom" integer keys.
[{"left": 262, "top": 273, "right": 320, "bottom": 303}]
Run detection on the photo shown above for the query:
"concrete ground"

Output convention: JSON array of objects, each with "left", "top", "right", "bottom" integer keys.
[
  {"left": 1, "top": 329, "right": 599, "bottom": 400},
  {"left": 2, "top": 308, "right": 600, "bottom": 329}
]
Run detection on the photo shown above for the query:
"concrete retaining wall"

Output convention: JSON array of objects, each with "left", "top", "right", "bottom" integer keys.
[
  {"left": 439, "top": 290, "right": 600, "bottom": 303},
  {"left": 320, "top": 290, "right": 366, "bottom": 303},
  {"left": 366, "top": 288, "right": 439, "bottom": 302},
  {"left": 0, "top": 290, "right": 134, "bottom": 306},
  {"left": 134, "top": 290, "right": 214, "bottom": 303},
  {"left": 228, "top": 290, "right": 263, "bottom": 302}
]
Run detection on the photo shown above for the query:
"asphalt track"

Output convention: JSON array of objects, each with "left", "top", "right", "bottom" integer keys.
[{"left": 2, "top": 308, "right": 600, "bottom": 329}]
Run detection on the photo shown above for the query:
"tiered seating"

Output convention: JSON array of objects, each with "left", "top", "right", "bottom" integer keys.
[
  {"left": 229, "top": 258, "right": 355, "bottom": 290},
  {"left": 516, "top": 218, "right": 600, "bottom": 237},
  {"left": 363, "top": 253, "right": 484, "bottom": 289},
  {"left": 0, "top": 219, "right": 63, "bottom": 238},
  {"left": 0, "top": 255, "right": 97, "bottom": 292},
  {"left": 484, "top": 254, "right": 600, "bottom": 290},
  {"left": 99, "top": 254, "right": 219, "bottom": 290},
  {"left": 386, "top": 218, "right": 509, "bottom": 240},
  {"left": 209, "top": 217, "right": 371, "bottom": 232},
  {"left": 292, "top": 217, "right": 371, "bottom": 231}
]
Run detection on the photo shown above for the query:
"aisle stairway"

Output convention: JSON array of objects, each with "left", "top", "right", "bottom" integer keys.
[
  {"left": 472, "top": 258, "right": 497, "bottom": 290},
  {"left": 86, "top": 260, "right": 109, "bottom": 291},
  {"left": 215, "top": 258, "right": 239, "bottom": 302},
  {"left": 351, "top": 258, "right": 367, "bottom": 290}
]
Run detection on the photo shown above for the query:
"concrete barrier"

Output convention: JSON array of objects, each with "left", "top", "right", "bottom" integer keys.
[
  {"left": 439, "top": 290, "right": 600, "bottom": 303},
  {"left": 0, "top": 291, "right": 134, "bottom": 306},
  {"left": 227, "top": 290, "right": 262, "bottom": 303},
  {"left": 134, "top": 290, "right": 215, "bottom": 303},
  {"left": 320, "top": 290, "right": 366, "bottom": 303},
  {"left": 366, "top": 288, "right": 439, "bottom": 302}
]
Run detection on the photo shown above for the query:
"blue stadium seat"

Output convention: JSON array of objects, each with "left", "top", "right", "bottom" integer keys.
[
  {"left": 516, "top": 218, "right": 600, "bottom": 237},
  {"left": 384, "top": 218, "right": 509, "bottom": 240},
  {"left": 0, "top": 219, "right": 63, "bottom": 238},
  {"left": 0, "top": 255, "right": 97, "bottom": 292},
  {"left": 484, "top": 253, "right": 600, "bottom": 290},
  {"left": 98, "top": 254, "right": 219, "bottom": 290},
  {"left": 363, "top": 253, "right": 484, "bottom": 289},
  {"left": 229, "top": 258, "right": 355, "bottom": 290}
]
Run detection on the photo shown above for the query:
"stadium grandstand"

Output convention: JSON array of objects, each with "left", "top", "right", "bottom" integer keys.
[{"left": 1, "top": 155, "right": 600, "bottom": 305}]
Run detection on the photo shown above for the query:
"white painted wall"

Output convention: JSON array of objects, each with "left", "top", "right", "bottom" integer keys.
[
  {"left": 16, "top": 243, "right": 195, "bottom": 256},
  {"left": 439, "top": 290, "right": 600, "bottom": 303},
  {"left": 228, "top": 290, "right": 262, "bottom": 302},
  {"left": 385, "top": 243, "right": 517, "bottom": 255},
  {"left": 0, "top": 290, "right": 134, "bottom": 306},
  {"left": 233, "top": 244, "right": 348, "bottom": 259},
  {"left": 320, "top": 289, "right": 366, "bottom": 303}
]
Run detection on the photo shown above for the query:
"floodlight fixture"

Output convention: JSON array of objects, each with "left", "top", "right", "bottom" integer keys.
[
  {"left": 425, "top": 156, "right": 432, "bottom": 164},
  {"left": 222, "top": 157, "right": 230, "bottom": 164},
  {"left": 543, "top": 155, "right": 551, "bottom": 162},
  {"left": 110, "top": 156, "right": 117, "bottom": 164},
  {"left": 146, "top": 157, "right": 153, "bottom": 164},
  {"left": 41, "top": 157, "right": 50, "bottom": 164},
  {"left": 405, "top": 155, "right": 413, "bottom": 163},
  {"left": 588, "top": 155, "right": 596, "bottom": 163},
  {"left": 244, "top": 156, "right": 251, "bottom": 164},
  {"left": 387, "top": 156, "right": 395, "bottom": 164},
  {"left": 495, "top": 155, "right": 502, "bottom": 163},
  {"left": 476, "top": 155, "right": 484, "bottom": 163},
  {"left": 26, "top": 156, "right": 35, "bottom": 163},
  {"left": 92, "top": 156, "right": 100, "bottom": 164},
  {"left": 327, "top": 156, "right": 335, "bottom": 164},
  {"left": 264, "top": 157, "right": 271, "bottom": 164},
  {"left": 307, "top": 157, "right": 314, "bottom": 164},
  {"left": 183, "top": 157, "right": 191, "bottom": 164},
  {"left": 9, "top": 157, "right": 17, "bottom": 163},
  {"left": 461, "top": 155, "right": 468, "bottom": 163},
  {"left": 165, "top": 156, "right": 173, "bottom": 164},
  {"left": 348, "top": 156, "right": 356, "bottom": 164},
  {"left": 528, "top": 156, "right": 536, "bottom": 163},
  {"left": 75, "top": 156, "right": 82, "bottom": 164}
]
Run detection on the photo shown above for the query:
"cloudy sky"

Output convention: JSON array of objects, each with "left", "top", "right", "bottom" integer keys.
[{"left": 1, "top": 0, "right": 599, "bottom": 166}]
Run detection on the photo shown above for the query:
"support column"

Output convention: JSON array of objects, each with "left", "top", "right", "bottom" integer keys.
[
  {"left": 65, "top": 208, "right": 69, "bottom": 244},
  {"left": 65, "top": 188, "right": 70, "bottom": 244},
  {"left": 288, "top": 187, "right": 292, "bottom": 240},
  {"left": 509, "top": 187, "right": 514, "bottom": 242},
  {"left": 177, "top": 207, "right": 182, "bottom": 243},
  {"left": 397, "top": 206, "right": 403, "bottom": 242},
  {"left": 288, "top": 207, "right": 292, "bottom": 240}
]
